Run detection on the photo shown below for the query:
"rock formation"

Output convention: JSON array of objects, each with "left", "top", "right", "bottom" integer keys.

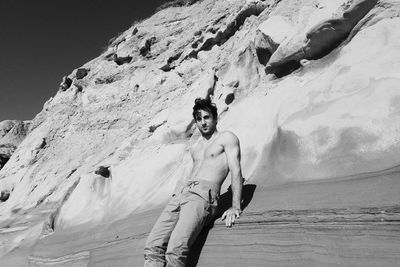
[
  {"left": 75, "top": 68, "right": 88, "bottom": 80},
  {"left": 0, "top": 120, "right": 30, "bottom": 203},
  {"left": 113, "top": 53, "right": 133, "bottom": 65},
  {"left": 1, "top": 0, "right": 400, "bottom": 266},
  {"left": 266, "top": 0, "right": 380, "bottom": 76},
  {"left": 0, "top": 120, "right": 30, "bottom": 171},
  {"left": 59, "top": 76, "right": 72, "bottom": 91}
]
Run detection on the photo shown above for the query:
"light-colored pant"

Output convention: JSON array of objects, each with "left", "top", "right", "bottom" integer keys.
[{"left": 144, "top": 180, "right": 220, "bottom": 267}]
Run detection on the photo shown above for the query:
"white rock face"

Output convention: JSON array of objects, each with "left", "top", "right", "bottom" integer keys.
[
  {"left": 267, "top": 0, "right": 381, "bottom": 70},
  {"left": 0, "top": 0, "right": 399, "bottom": 262},
  {"left": 56, "top": 143, "right": 188, "bottom": 228},
  {"left": 258, "top": 15, "right": 295, "bottom": 45},
  {"left": 257, "top": 17, "right": 400, "bottom": 184}
]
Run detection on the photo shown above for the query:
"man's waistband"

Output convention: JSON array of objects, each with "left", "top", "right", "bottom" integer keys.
[{"left": 179, "top": 179, "right": 221, "bottom": 195}]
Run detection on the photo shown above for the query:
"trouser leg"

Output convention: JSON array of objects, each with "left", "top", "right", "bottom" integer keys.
[
  {"left": 165, "top": 193, "right": 211, "bottom": 267},
  {"left": 144, "top": 196, "right": 180, "bottom": 267}
]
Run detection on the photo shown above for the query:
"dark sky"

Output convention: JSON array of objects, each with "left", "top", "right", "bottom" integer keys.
[{"left": 0, "top": 0, "right": 165, "bottom": 121}]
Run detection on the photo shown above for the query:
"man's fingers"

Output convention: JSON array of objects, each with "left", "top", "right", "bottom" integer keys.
[
  {"left": 223, "top": 209, "right": 241, "bottom": 227},
  {"left": 226, "top": 214, "right": 232, "bottom": 227},
  {"left": 225, "top": 213, "right": 230, "bottom": 226},
  {"left": 221, "top": 211, "right": 227, "bottom": 221},
  {"left": 225, "top": 213, "right": 236, "bottom": 227},
  {"left": 231, "top": 214, "right": 237, "bottom": 225}
]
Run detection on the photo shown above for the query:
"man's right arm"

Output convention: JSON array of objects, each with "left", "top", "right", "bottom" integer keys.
[{"left": 221, "top": 132, "right": 243, "bottom": 227}]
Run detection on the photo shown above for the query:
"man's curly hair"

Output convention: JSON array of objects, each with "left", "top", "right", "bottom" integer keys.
[{"left": 192, "top": 98, "right": 218, "bottom": 120}]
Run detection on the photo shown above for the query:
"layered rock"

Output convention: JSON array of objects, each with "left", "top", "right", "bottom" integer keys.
[{"left": 1, "top": 0, "right": 400, "bottom": 265}]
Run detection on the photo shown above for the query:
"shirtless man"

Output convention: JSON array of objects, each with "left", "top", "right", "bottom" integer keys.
[{"left": 144, "top": 98, "right": 243, "bottom": 267}]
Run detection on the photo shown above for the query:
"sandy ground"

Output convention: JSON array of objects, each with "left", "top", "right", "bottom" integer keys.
[{"left": 4, "top": 165, "right": 398, "bottom": 266}]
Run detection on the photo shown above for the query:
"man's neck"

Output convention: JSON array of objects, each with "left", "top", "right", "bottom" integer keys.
[{"left": 201, "top": 129, "right": 218, "bottom": 141}]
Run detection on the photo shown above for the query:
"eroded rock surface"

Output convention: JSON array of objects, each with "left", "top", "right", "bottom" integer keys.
[
  {"left": 266, "top": 0, "right": 379, "bottom": 76},
  {"left": 0, "top": 120, "right": 30, "bottom": 170},
  {"left": 1, "top": 0, "right": 400, "bottom": 265}
]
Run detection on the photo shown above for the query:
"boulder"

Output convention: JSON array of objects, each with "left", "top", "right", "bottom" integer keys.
[
  {"left": 76, "top": 68, "right": 89, "bottom": 79},
  {"left": 0, "top": 190, "right": 10, "bottom": 201},
  {"left": 257, "top": 15, "right": 295, "bottom": 46},
  {"left": 255, "top": 15, "right": 295, "bottom": 66}
]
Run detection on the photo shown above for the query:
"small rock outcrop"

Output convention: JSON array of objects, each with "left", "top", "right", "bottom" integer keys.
[
  {"left": 113, "top": 54, "right": 133, "bottom": 65},
  {"left": 94, "top": 166, "right": 110, "bottom": 178},
  {"left": 59, "top": 76, "right": 72, "bottom": 91},
  {"left": 254, "top": 31, "right": 274, "bottom": 65},
  {"left": 76, "top": 68, "right": 89, "bottom": 79},
  {"left": 255, "top": 15, "right": 295, "bottom": 65},
  {"left": 139, "top": 37, "right": 157, "bottom": 57},
  {"left": 0, "top": 190, "right": 10, "bottom": 201}
]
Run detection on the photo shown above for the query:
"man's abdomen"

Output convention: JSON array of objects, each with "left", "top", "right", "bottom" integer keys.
[{"left": 191, "top": 155, "right": 229, "bottom": 185}]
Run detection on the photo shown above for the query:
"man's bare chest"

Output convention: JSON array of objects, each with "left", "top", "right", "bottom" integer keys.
[{"left": 192, "top": 141, "right": 225, "bottom": 162}]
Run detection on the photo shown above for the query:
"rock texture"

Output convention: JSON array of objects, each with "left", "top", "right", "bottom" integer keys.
[
  {"left": 266, "top": 0, "right": 380, "bottom": 76},
  {"left": 59, "top": 76, "right": 72, "bottom": 91},
  {"left": 1, "top": 0, "right": 400, "bottom": 266},
  {"left": 0, "top": 120, "right": 30, "bottom": 171}
]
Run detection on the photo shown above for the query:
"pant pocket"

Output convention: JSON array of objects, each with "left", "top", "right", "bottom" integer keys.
[{"left": 187, "top": 187, "right": 209, "bottom": 202}]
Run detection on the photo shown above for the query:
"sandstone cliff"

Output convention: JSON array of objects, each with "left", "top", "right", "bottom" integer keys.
[{"left": 1, "top": 0, "right": 400, "bottom": 266}]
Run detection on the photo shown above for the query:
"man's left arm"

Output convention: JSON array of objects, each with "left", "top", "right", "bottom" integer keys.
[{"left": 221, "top": 132, "right": 243, "bottom": 228}]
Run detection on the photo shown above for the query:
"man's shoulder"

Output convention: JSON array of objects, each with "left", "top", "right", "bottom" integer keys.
[{"left": 219, "top": 131, "right": 240, "bottom": 145}]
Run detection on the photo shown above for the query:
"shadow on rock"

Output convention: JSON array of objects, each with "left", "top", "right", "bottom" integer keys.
[{"left": 187, "top": 183, "right": 257, "bottom": 266}]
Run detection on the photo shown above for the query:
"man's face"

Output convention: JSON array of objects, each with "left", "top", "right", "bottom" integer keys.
[{"left": 195, "top": 109, "right": 217, "bottom": 136}]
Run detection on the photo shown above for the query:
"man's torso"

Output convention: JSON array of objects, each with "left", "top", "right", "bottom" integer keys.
[{"left": 188, "top": 132, "right": 229, "bottom": 186}]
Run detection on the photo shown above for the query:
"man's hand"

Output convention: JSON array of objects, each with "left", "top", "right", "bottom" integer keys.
[{"left": 221, "top": 207, "right": 242, "bottom": 228}]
